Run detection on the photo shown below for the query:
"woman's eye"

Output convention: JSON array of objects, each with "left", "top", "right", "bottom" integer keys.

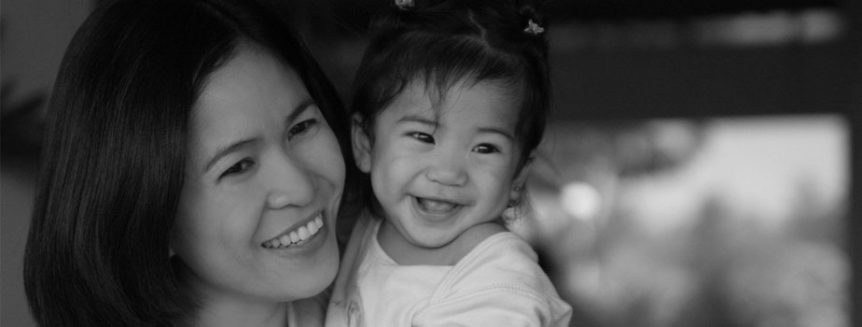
[
  {"left": 221, "top": 158, "right": 255, "bottom": 178},
  {"left": 473, "top": 143, "right": 500, "bottom": 154},
  {"left": 408, "top": 132, "right": 435, "bottom": 144},
  {"left": 287, "top": 119, "right": 318, "bottom": 140}
]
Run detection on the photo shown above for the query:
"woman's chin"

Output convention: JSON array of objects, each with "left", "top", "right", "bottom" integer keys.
[{"left": 285, "top": 240, "right": 339, "bottom": 300}]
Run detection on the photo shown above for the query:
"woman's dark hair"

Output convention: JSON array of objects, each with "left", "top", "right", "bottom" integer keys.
[
  {"left": 351, "top": 0, "right": 549, "bottom": 212},
  {"left": 23, "top": 0, "right": 355, "bottom": 325}
]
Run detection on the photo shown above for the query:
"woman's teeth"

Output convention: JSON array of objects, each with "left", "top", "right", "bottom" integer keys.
[{"left": 262, "top": 215, "right": 324, "bottom": 249}]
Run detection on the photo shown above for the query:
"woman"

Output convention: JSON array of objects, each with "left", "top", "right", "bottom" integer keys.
[{"left": 23, "top": 0, "right": 357, "bottom": 325}]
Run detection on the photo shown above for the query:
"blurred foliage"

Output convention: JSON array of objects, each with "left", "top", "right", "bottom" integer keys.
[
  {"left": 1, "top": 81, "right": 46, "bottom": 161},
  {"left": 524, "top": 120, "right": 848, "bottom": 327},
  {"left": 1, "top": 21, "right": 47, "bottom": 163}
]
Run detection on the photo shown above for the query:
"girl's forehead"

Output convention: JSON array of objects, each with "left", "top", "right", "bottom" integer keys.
[
  {"left": 382, "top": 78, "right": 520, "bottom": 130},
  {"left": 401, "top": 77, "right": 517, "bottom": 114},
  {"left": 425, "top": 74, "right": 511, "bottom": 98}
]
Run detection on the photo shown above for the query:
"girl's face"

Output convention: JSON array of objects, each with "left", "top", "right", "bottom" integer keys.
[
  {"left": 354, "top": 79, "right": 526, "bottom": 249},
  {"left": 172, "top": 46, "right": 344, "bottom": 306}
]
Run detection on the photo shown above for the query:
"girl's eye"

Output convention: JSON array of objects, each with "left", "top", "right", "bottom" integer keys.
[
  {"left": 288, "top": 119, "right": 318, "bottom": 140},
  {"left": 473, "top": 143, "right": 500, "bottom": 154},
  {"left": 221, "top": 158, "right": 255, "bottom": 178},
  {"left": 408, "top": 132, "right": 435, "bottom": 144}
]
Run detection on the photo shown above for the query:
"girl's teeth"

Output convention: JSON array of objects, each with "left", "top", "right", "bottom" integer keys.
[
  {"left": 420, "top": 198, "right": 457, "bottom": 212},
  {"left": 263, "top": 214, "right": 325, "bottom": 249}
]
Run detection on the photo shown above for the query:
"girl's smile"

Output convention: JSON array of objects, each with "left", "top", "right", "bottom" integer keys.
[
  {"left": 354, "top": 78, "right": 528, "bottom": 257},
  {"left": 411, "top": 195, "right": 465, "bottom": 219}
]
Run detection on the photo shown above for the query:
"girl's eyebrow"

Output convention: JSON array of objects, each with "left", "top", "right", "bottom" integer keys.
[
  {"left": 397, "top": 114, "right": 437, "bottom": 127},
  {"left": 477, "top": 126, "right": 514, "bottom": 141},
  {"left": 397, "top": 114, "right": 513, "bottom": 140},
  {"left": 203, "top": 98, "right": 317, "bottom": 173}
]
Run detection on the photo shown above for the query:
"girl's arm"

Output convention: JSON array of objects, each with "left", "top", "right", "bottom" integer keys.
[{"left": 414, "top": 287, "right": 572, "bottom": 327}]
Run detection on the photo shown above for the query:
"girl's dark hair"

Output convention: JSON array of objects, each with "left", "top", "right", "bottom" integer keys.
[
  {"left": 351, "top": 0, "right": 549, "bottom": 212},
  {"left": 23, "top": 0, "right": 355, "bottom": 325},
  {"left": 353, "top": 0, "right": 549, "bottom": 154}
]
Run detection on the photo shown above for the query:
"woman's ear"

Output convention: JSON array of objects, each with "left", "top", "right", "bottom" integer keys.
[{"left": 351, "top": 114, "right": 372, "bottom": 173}]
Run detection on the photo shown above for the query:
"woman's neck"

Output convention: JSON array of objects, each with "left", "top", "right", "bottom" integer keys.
[
  {"left": 191, "top": 296, "right": 288, "bottom": 327},
  {"left": 174, "top": 262, "right": 290, "bottom": 327}
]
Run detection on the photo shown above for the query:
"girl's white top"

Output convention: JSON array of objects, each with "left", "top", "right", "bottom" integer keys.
[{"left": 326, "top": 212, "right": 572, "bottom": 327}]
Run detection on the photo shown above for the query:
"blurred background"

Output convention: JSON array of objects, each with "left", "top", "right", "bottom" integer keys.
[{"left": 2, "top": 0, "right": 860, "bottom": 326}]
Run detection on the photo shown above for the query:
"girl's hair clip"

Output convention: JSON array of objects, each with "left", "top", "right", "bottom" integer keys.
[
  {"left": 395, "top": 0, "right": 414, "bottom": 10},
  {"left": 523, "top": 19, "right": 545, "bottom": 35}
]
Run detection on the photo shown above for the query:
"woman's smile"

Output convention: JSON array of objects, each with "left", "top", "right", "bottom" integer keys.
[
  {"left": 173, "top": 45, "right": 344, "bottom": 305},
  {"left": 262, "top": 211, "right": 326, "bottom": 250}
]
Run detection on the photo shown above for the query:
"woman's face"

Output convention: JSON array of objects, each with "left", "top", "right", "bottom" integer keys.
[{"left": 172, "top": 45, "right": 344, "bottom": 304}]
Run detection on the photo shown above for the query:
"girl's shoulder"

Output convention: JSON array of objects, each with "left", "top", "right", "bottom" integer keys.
[
  {"left": 445, "top": 222, "right": 507, "bottom": 263},
  {"left": 446, "top": 230, "right": 545, "bottom": 291}
]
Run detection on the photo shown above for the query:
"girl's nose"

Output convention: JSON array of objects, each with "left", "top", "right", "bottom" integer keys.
[
  {"left": 266, "top": 152, "right": 315, "bottom": 209},
  {"left": 425, "top": 154, "right": 468, "bottom": 187}
]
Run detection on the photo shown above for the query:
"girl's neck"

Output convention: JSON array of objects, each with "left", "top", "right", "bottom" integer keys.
[{"left": 377, "top": 219, "right": 504, "bottom": 266}]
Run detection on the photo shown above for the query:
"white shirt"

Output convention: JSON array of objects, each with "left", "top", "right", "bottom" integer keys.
[{"left": 326, "top": 213, "right": 572, "bottom": 327}]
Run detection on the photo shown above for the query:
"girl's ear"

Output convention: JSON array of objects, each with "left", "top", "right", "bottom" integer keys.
[
  {"left": 351, "top": 114, "right": 373, "bottom": 173},
  {"left": 510, "top": 152, "right": 535, "bottom": 201}
]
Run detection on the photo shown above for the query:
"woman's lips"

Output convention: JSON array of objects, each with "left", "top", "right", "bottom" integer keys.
[{"left": 261, "top": 213, "right": 324, "bottom": 249}]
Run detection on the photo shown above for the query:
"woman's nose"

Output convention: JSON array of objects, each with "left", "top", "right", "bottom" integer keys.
[{"left": 266, "top": 153, "right": 315, "bottom": 209}]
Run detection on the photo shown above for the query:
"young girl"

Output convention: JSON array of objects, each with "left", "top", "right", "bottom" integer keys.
[
  {"left": 326, "top": 0, "right": 572, "bottom": 326},
  {"left": 24, "top": 0, "right": 358, "bottom": 325}
]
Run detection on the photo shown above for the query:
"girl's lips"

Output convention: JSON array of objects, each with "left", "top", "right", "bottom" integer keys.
[
  {"left": 412, "top": 196, "right": 463, "bottom": 217},
  {"left": 262, "top": 212, "right": 324, "bottom": 249},
  {"left": 417, "top": 197, "right": 458, "bottom": 213}
]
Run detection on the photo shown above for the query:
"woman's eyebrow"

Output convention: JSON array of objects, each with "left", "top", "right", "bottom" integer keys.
[
  {"left": 203, "top": 98, "right": 317, "bottom": 173},
  {"left": 204, "top": 138, "right": 258, "bottom": 173},
  {"left": 285, "top": 98, "right": 317, "bottom": 126}
]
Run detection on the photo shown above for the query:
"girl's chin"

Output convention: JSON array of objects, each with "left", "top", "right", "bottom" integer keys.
[{"left": 408, "top": 231, "right": 457, "bottom": 249}]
